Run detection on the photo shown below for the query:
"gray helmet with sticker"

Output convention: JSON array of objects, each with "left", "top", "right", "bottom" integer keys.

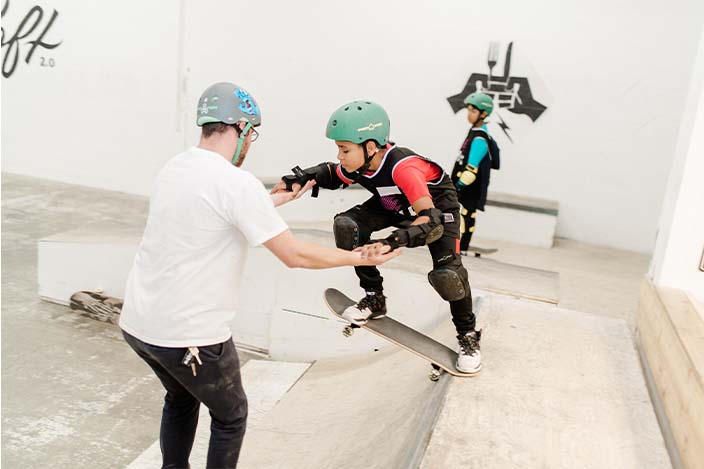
[{"left": 196, "top": 82, "right": 261, "bottom": 127}]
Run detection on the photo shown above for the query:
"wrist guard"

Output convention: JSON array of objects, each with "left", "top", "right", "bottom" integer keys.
[
  {"left": 281, "top": 162, "right": 344, "bottom": 197},
  {"left": 369, "top": 208, "right": 445, "bottom": 250}
]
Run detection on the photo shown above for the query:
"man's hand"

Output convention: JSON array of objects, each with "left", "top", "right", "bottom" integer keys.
[
  {"left": 353, "top": 242, "right": 402, "bottom": 265},
  {"left": 270, "top": 180, "right": 316, "bottom": 207},
  {"left": 270, "top": 180, "right": 289, "bottom": 194}
]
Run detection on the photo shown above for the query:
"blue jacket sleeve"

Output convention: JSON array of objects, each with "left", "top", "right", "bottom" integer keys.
[{"left": 467, "top": 137, "right": 489, "bottom": 168}]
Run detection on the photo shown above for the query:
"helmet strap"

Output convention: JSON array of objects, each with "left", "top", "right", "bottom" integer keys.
[
  {"left": 231, "top": 122, "right": 252, "bottom": 165},
  {"left": 351, "top": 142, "right": 376, "bottom": 181}
]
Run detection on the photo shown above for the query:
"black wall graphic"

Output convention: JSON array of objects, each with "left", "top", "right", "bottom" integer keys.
[
  {"left": 447, "top": 42, "right": 546, "bottom": 142},
  {"left": 1, "top": 0, "right": 62, "bottom": 78}
]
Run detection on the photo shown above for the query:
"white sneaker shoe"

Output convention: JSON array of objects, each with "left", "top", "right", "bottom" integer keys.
[
  {"left": 341, "top": 291, "right": 387, "bottom": 325},
  {"left": 342, "top": 305, "right": 372, "bottom": 325},
  {"left": 456, "top": 330, "right": 482, "bottom": 374}
]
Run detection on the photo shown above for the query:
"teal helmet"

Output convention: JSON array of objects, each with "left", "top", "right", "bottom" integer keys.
[
  {"left": 196, "top": 82, "right": 261, "bottom": 127},
  {"left": 464, "top": 92, "right": 494, "bottom": 117},
  {"left": 325, "top": 100, "right": 390, "bottom": 146}
]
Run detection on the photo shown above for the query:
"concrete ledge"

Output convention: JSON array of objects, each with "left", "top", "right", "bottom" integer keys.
[
  {"left": 636, "top": 279, "right": 704, "bottom": 469},
  {"left": 485, "top": 191, "right": 559, "bottom": 216}
]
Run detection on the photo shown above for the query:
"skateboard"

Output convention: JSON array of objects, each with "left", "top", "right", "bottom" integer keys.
[
  {"left": 462, "top": 246, "right": 498, "bottom": 258},
  {"left": 324, "top": 288, "right": 477, "bottom": 380},
  {"left": 69, "top": 291, "right": 122, "bottom": 325}
]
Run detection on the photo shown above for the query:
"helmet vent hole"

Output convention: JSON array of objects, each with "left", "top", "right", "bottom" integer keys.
[
  {"left": 332, "top": 120, "right": 337, "bottom": 126},
  {"left": 357, "top": 106, "right": 362, "bottom": 111},
  {"left": 344, "top": 107, "right": 349, "bottom": 111}
]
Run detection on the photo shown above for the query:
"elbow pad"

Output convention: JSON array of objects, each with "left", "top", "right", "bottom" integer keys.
[
  {"left": 281, "top": 162, "right": 343, "bottom": 197},
  {"left": 371, "top": 208, "right": 445, "bottom": 250},
  {"left": 456, "top": 164, "right": 478, "bottom": 187}
]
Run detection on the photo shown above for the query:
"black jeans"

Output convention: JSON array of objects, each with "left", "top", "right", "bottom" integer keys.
[
  {"left": 122, "top": 331, "right": 248, "bottom": 469},
  {"left": 335, "top": 197, "right": 476, "bottom": 335}
]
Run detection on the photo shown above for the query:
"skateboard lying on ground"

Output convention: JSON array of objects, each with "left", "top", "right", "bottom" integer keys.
[
  {"left": 463, "top": 246, "right": 498, "bottom": 258},
  {"left": 324, "top": 288, "right": 477, "bottom": 380},
  {"left": 69, "top": 291, "right": 122, "bottom": 325}
]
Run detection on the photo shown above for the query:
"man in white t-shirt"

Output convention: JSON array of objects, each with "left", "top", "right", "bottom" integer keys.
[{"left": 120, "top": 82, "right": 399, "bottom": 469}]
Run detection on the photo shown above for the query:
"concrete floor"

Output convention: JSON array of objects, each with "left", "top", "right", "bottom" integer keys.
[
  {"left": 2, "top": 172, "right": 663, "bottom": 468},
  {"left": 0, "top": 173, "right": 254, "bottom": 468}
]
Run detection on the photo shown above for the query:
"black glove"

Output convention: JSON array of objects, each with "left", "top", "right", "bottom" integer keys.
[{"left": 281, "top": 166, "right": 320, "bottom": 197}]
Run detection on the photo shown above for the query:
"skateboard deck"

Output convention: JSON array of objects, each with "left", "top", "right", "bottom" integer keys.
[
  {"left": 324, "top": 288, "right": 477, "bottom": 379},
  {"left": 464, "top": 246, "right": 498, "bottom": 257},
  {"left": 69, "top": 290, "right": 122, "bottom": 325}
]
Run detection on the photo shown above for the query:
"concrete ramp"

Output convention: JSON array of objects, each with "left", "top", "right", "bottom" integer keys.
[
  {"left": 387, "top": 237, "right": 560, "bottom": 304},
  {"left": 239, "top": 291, "right": 670, "bottom": 469},
  {"left": 238, "top": 322, "right": 458, "bottom": 469},
  {"left": 422, "top": 295, "right": 671, "bottom": 469}
]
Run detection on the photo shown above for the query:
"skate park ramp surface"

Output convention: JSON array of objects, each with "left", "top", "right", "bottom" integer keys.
[
  {"left": 238, "top": 293, "right": 671, "bottom": 469},
  {"left": 422, "top": 294, "right": 671, "bottom": 469},
  {"left": 397, "top": 241, "right": 560, "bottom": 304},
  {"left": 237, "top": 321, "right": 457, "bottom": 469}
]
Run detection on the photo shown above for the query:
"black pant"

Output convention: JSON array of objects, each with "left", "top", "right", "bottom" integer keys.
[
  {"left": 459, "top": 203, "right": 478, "bottom": 251},
  {"left": 335, "top": 198, "right": 476, "bottom": 335},
  {"left": 122, "top": 331, "right": 248, "bottom": 469}
]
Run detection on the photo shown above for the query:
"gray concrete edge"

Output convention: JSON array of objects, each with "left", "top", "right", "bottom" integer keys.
[{"left": 402, "top": 371, "right": 452, "bottom": 469}]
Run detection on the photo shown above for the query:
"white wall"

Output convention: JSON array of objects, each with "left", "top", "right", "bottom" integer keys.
[
  {"left": 1, "top": 0, "right": 184, "bottom": 194},
  {"left": 650, "top": 24, "right": 704, "bottom": 305},
  {"left": 2, "top": 0, "right": 703, "bottom": 253}
]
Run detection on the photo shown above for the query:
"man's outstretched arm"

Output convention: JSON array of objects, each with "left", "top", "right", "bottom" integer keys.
[{"left": 264, "top": 229, "right": 401, "bottom": 269}]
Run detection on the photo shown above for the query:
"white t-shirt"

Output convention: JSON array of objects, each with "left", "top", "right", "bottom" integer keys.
[{"left": 120, "top": 146, "right": 288, "bottom": 347}]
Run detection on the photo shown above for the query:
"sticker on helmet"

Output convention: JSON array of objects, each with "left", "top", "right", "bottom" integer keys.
[
  {"left": 199, "top": 97, "right": 218, "bottom": 115},
  {"left": 235, "top": 88, "right": 260, "bottom": 116},
  {"left": 357, "top": 122, "right": 384, "bottom": 132}
]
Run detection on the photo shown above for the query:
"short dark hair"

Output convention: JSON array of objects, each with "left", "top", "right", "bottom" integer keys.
[{"left": 201, "top": 122, "right": 238, "bottom": 138}]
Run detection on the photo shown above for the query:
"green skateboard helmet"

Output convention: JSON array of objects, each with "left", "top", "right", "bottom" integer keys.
[
  {"left": 463, "top": 92, "right": 494, "bottom": 117},
  {"left": 325, "top": 100, "right": 390, "bottom": 145}
]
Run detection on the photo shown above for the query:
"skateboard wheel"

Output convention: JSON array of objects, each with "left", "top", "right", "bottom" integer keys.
[
  {"left": 474, "top": 252, "right": 481, "bottom": 258},
  {"left": 429, "top": 370, "right": 441, "bottom": 382},
  {"left": 342, "top": 326, "right": 354, "bottom": 337}
]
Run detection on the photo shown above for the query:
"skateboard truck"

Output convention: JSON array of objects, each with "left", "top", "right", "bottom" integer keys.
[
  {"left": 342, "top": 324, "right": 360, "bottom": 337},
  {"left": 429, "top": 364, "right": 443, "bottom": 382}
]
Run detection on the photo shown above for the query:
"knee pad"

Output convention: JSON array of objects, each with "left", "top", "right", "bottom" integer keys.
[
  {"left": 428, "top": 267, "right": 468, "bottom": 301},
  {"left": 333, "top": 215, "right": 360, "bottom": 250}
]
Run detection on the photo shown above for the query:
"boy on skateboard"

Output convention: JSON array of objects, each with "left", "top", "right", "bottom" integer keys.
[
  {"left": 272, "top": 100, "right": 482, "bottom": 374},
  {"left": 451, "top": 92, "right": 500, "bottom": 255}
]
